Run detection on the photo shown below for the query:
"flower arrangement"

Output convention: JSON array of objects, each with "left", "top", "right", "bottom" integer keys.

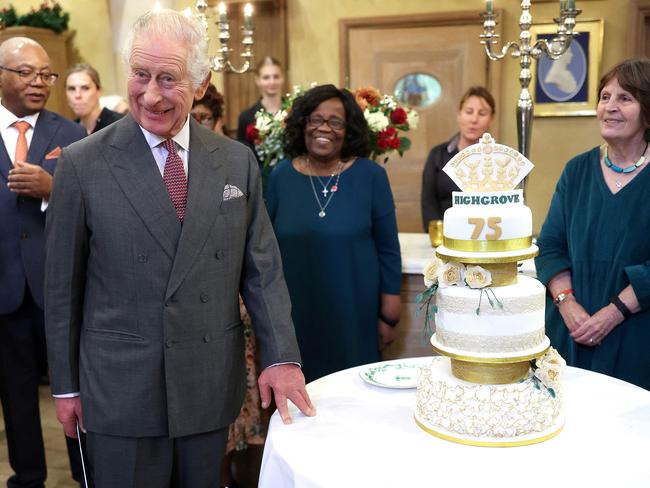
[
  {"left": 416, "top": 259, "right": 500, "bottom": 335},
  {"left": 245, "top": 85, "right": 305, "bottom": 170},
  {"left": 246, "top": 84, "right": 419, "bottom": 171},
  {"left": 353, "top": 86, "right": 419, "bottom": 163},
  {"left": 0, "top": 2, "right": 69, "bottom": 34}
]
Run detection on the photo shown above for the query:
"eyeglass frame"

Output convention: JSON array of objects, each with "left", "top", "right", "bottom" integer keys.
[
  {"left": 305, "top": 114, "right": 347, "bottom": 131},
  {"left": 0, "top": 65, "right": 59, "bottom": 86}
]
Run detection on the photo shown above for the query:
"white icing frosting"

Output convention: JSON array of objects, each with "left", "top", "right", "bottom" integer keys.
[
  {"left": 415, "top": 357, "right": 563, "bottom": 443},
  {"left": 443, "top": 190, "right": 532, "bottom": 241},
  {"left": 434, "top": 276, "right": 546, "bottom": 354}
]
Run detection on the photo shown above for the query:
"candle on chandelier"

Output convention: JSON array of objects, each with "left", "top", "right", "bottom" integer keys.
[
  {"left": 244, "top": 3, "right": 253, "bottom": 29},
  {"left": 568, "top": 0, "right": 576, "bottom": 9},
  {"left": 217, "top": 2, "right": 227, "bottom": 23},
  {"left": 485, "top": 0, "right": 493, "bottom": 13}
]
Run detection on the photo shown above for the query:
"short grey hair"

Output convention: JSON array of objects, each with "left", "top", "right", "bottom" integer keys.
[
  {"left": 122, "top": 9, "right": 209, "bottom": 88},
  {"left": 0, "top": 37, "right": 45, "bottom": 66}
]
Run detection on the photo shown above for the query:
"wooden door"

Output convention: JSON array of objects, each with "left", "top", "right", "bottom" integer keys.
[{"left": 341, "top": 12, "right": 501, "bottom": 232}]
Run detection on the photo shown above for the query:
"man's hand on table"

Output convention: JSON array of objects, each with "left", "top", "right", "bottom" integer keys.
[{"left": 259, "top": 364, "right": 316, "bottom": 424}]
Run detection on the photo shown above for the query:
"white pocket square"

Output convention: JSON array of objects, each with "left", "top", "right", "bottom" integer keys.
[{"left": 223, "top": 184, "right": 244, "bottom": 201}]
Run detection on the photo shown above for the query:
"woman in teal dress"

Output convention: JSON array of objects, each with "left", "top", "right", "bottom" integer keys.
[
  {"left": 536, "top": 59, "right": 650, "bottom": 390},
  {"left": 266, "top": 84, "right": 402, "bottom": 383}
]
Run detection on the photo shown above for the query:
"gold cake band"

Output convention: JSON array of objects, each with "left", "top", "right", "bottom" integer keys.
[
  {"left": 451, "top": 359, "right": 530, "bottom": 384},
  {"left": 443, "top": 236, "right": 532, "bottom": 252},
  {"left": 480, "top": 262, "right": 517, "bottom": 285}
]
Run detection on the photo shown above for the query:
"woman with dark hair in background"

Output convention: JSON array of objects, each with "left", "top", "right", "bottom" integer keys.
[
  {"left": 536, "top": 58, "right": 650, "bottom": 390},
  {"left": 65, "top": 63, "right": 123, "bottom": 134},
  {"left": 237, "top": 56, "right": 285, "bottom": 159},
  {"left": 191, "top": 83, "right": 226, "bottom": 135},
  {"left": 266, "top": 84, "right": 402, "bottom": 383},
  {"left": 420, "top": 86, "right": 495, "bottom": 231}
]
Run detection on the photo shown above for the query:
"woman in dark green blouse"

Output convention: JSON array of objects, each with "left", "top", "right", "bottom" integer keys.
[{"left": 536, "top": 58, "right": 650, "bottom": 390}]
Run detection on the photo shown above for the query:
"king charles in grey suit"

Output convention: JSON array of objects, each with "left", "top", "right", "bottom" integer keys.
[{"left": 44, "top": 9, "right": 314, "bottom": 488}]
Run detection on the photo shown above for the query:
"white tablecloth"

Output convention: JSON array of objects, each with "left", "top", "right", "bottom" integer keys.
[{"left": 259, "top": 359, "right": 650, "bottom": 488}]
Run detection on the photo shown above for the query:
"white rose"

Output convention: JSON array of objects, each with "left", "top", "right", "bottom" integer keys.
[
  {"left": 254, "top": 113, "right": 273, "bottom": 134},
  {"left": 437, "top": 262, "right": 466, "bottom": 288},
  {"left": 274, "top": 110, "right": 288, "bottom": 122},
  {"left": 464, "top": 265, "right": 492, "bottom": 289},
  {"left": 364, "top": 109, "right": 389, "bottom": 131},
  {"left": 422, "top": 258, "right": 442, "bottom": 288},
  {"left": 407, "top": 109, "right": 419, "bottom": 129}
]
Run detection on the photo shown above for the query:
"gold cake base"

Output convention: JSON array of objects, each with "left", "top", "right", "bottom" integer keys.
[
  {"left": 450, "top": 359, "right": 530, "bottom": 384},
  {"left": 414, "top": 415, "right": 564, "bottom": 448}
]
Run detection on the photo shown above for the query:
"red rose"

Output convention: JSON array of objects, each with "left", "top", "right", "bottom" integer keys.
[
  {"left": 390, "top": 108, "right": 407, "bottom": 125},
  {"left": 389, "top": 137, "right": 401, "bottom": 149},
  {"left": 245, "top": 123, "right": 259, "bottom": 143}
]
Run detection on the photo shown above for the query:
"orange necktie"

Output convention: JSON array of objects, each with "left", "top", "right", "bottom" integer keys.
[{"left": 12, "top": 120, "right": 31, "bottom": 164}]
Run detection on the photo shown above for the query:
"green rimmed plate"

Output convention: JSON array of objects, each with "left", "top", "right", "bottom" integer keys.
[{"left": 359, "top": 359, "right": 429, "bottom": 389}]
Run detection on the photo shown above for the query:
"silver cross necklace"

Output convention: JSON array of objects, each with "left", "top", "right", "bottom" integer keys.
[{"left": 307, "top": 158, "right": 343, "bottom": 218}]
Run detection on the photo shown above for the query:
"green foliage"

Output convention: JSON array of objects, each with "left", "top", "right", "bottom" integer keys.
[{"left": 1, "top": 2, "right": 69, "bottom": 34}]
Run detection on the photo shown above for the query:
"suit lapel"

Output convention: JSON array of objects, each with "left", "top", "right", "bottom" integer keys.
[
  {"left": 102, "top": 115, "right": 181, "bottom": 260},
  {"left": 165, "top": 121, "right": 224, "bottom": 301},
  {"left": 28, "top": 110, "right": 58, "bottom": 165},
  {"left": 0, "top": 109, "right": 56, "bottom": 181},
  {"left": 0, "top": 136, "right": 10, "bottom": 182}
]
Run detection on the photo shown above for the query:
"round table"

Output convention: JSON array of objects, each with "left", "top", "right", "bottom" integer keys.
[{"left": 259, "top": 358, "right": 650, "bottom": 488}]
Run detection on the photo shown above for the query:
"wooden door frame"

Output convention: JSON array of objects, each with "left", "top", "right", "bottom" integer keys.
[
  {"left": 339, "top": 10, "right": 504, "bottom": 138},
  {"left": 628, "top": 0, "right": 650, "bottom": 56}
]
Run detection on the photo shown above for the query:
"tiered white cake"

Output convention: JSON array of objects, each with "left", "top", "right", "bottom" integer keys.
[{"left": 414, "top": 133, "right": 565, "bottom": 447}]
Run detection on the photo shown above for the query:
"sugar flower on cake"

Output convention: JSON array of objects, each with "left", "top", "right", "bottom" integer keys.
[
  {"left": 532, "top": 348, "right": 565, "bottom": 395},
  {"left": 464, "top": 265, "right": 493, "bottom": 289},
  {"left": 422, "top": 258, "right": 442, "bottom": 288},
  {"left": 437, "top": 261, "right": 466, "bottom": 288}
]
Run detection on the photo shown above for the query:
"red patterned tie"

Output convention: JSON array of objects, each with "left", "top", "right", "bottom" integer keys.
[
  {"left": 12, "top": 120, "right": 31, "bottom": 164},
  {"left": 162, "top": 139, "right": 187, "bottom": 222}
]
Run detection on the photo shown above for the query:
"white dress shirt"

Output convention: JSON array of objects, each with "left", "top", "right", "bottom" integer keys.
[{"left": 0, "top": 100, "right": 40, "bottom": 163}]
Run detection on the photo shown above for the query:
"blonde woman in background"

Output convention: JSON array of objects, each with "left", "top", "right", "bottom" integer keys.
[{"left": 236, "top": 56, "right": 285, "bottom": 162}]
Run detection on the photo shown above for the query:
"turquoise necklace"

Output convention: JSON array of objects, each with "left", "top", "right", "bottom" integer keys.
[{"left": 604, "top": 141, "right": 649, "bottom": 174}]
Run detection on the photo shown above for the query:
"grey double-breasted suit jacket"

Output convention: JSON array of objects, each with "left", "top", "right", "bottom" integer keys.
[{"left": 44, "top": 115, "right": 300, "bottom": 438}]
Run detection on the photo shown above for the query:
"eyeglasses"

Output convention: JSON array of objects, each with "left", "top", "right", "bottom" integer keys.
[
  {"left": 191, "top": 112, "right": 215, "bottom": 125},
  {"left": 0, "top": 66, "right": 59, "bottom": 86},
  {"left": 306, "top": 115, "right": 346, "bottom": 131}
]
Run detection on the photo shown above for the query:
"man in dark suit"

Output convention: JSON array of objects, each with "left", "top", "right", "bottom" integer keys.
[
  {"left": 0, "top": 37, "right": 87, "bottom": 487},
  {"left": 44, "top": 9, "right": 315, "bottom": 488}
]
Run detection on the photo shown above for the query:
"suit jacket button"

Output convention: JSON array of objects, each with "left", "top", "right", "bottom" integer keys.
[
  {"left": 203, "top": 334, "right": 211, "bottom": 343},
  {"left": 215, "top": 250, "right": 221, "bottom": 260},
  {"left": 200, "top": 293, "right": 209, "bottom": 303},
  {"left": 20, "top": 232, "right": 29, "bottom": 240},
  {"left": 137, "top": 254, "right": 148, "bottom": 263},
  {"left": 165, "top": 339, "right": 173, "bottom": 348}
]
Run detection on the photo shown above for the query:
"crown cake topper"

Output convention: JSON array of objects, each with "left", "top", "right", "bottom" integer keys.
[{"left": 443, "top": 133, "right": 534, "bottom": 192}]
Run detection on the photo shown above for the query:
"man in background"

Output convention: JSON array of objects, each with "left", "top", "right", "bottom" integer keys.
[{"left": 0, "top": 37, "right": 86, "bottom": 488}]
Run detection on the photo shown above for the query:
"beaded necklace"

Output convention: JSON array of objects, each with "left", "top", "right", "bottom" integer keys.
[{"left": 604, "top": 141, "right": 649, "bottom": 174}]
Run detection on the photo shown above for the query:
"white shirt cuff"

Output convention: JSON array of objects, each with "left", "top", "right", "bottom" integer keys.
[
  {"left": 53, "top": 392, "right": 80, "bottom": 398},
  {"left": 266, "top": 361, "right": 301, "bottom": 369}
]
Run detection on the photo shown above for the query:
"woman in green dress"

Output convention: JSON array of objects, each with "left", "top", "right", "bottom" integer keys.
[
  {"left": 536, "top": 58, "right": 650, "bottom": 390},
  {"left": 266, "top": 84, "right": 402, "bottom": 383}
]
